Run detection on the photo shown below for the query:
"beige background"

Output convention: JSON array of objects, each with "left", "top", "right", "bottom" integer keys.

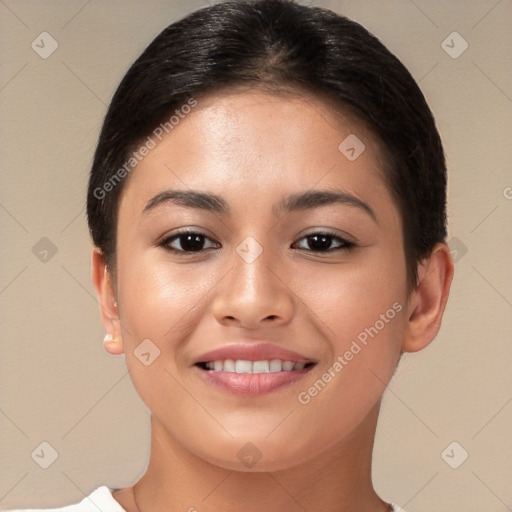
[{"left": 1, "top": 0, "right": 511, "bottom": 510}]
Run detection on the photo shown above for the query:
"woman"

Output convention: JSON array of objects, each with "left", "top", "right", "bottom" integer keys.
[{"left": 8, "top": 0, "right": 453, "bottom": 510}]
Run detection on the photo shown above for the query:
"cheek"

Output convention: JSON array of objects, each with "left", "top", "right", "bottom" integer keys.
[
  {"left": 292, "top": 305, "right": 406, "bottom": 460},
  {"left": 305, "top": 242, "right": 407, "bottom": 343},
  {"left": 114, "top": 252, "right": 224, "bottom": 404},
  {"left": 293, "top": 247, "right": 407, "bottom": 423},
  {"left": 116, "top": 251, "right": 215, "bottom": 343},
  {"left": 113, "top": 256, "right": 205, "bottom": 425}
]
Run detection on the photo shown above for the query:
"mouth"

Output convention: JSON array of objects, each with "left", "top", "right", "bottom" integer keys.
[
  {"left": 196, "top": 359, "right": 315, "bottom": 373},
  {"left": 193, "top": 343, "right": 317, "bottom": 396}
]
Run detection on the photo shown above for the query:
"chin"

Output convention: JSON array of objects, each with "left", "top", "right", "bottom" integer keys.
[{"left": 192, "top": 435, "right": 322, "bottom": 473}]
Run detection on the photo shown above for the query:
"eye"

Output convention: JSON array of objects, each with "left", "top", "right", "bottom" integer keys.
[
  {"left": 160, "top": 229, "right": 355, "bottom": 254},
  {"left": 160, "top": 230, "right": 220, "bottom": 253},
  {"left": 292, "top": 231, "right": 355, "bottom": 252}
]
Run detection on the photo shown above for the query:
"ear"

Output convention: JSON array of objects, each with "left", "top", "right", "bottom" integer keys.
[
  {"left": 402, "top": 242, "right": 454, "bottom": 353},
  {"left": 91, "top": 247, "right": 124, "bottom": 355}
]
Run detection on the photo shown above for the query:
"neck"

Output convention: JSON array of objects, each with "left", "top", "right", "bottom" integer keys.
[{"left": 118, "top": 403, "right": 389, "bottom": 512}]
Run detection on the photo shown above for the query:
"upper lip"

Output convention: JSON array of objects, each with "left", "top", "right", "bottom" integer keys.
[{"left": 194, "top": 342, "right": 316, "bottom": 365}]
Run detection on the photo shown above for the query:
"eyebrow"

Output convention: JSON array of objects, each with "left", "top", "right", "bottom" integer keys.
[{"left": 143, "top": 189, "right": 377, "bottom": 223}]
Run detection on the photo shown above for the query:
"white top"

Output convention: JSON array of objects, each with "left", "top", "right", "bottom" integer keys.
[
  {"left": 3, "top": 487, "right": 124, "bottom": 512},
  {"left": 4, "top": 486, "right": 409, "bottom": 511}
]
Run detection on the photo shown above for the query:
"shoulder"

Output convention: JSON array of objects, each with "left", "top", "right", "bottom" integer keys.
[{"left": 2, "top": 486, "right": 126, "bottom": 512}]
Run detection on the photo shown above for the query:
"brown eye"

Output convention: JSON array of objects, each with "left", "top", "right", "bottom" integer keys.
[
  {"left": 293, "top": 232, "right": 355, "bottom": 252},
  {"left": 161, "top": 231, "right": 220, "bottom": 253}
]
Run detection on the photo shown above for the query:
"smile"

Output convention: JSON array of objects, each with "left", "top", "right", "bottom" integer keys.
[
  {"left": 193, "top": 342, "right": 317, "bottom": 396},
  {"left": 195, "top": 359, "right": 316, "bottom": 396},
  {"left": 198, "top": 359, "right": 314, "bottom": 373}
]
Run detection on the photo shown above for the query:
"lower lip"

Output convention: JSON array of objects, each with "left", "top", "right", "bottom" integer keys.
[{"left": 196, "top": 366, "right": 314, "bottom": 396}]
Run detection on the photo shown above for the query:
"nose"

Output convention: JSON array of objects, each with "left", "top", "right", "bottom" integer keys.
[{"left": 211, "top": 241, "right": 295, "bottom": 330}]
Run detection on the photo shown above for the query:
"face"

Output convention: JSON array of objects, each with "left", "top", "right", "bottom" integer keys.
[{"left": 111, "top": 89, "right": 409, "bottom": 471}]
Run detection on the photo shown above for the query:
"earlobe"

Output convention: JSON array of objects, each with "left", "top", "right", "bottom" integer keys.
[
  {"left": 103, "top": 333, "right": 124, "bottom": 356},
  {"left": 402, "top": 243, "right": 454, "bottom": 353},
  {"left": 91, "top": 247, "right": 124, "bottom": 355}
]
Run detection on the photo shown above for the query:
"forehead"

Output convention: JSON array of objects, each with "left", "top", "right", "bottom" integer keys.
[{"left": 118, "top": 88, "right": 394, "bottom": 220}]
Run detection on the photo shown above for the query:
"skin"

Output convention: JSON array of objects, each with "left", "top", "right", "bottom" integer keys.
[{"left": 92, "top": 89, "right": 453, "bottom": 512}]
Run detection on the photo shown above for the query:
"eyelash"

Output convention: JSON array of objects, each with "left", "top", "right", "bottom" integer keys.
[{"left": 159, "top": 229, "right": 356, "bottom": 255}]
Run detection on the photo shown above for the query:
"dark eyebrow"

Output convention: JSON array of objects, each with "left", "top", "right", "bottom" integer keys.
[
  {"left": 144, "top": 190, "right": 229, "bottom": 214},
  {"left": 143, "top": 189, "right": 377, "bottom": 223},
  {"left": 274, "top": 190, "right": 377, "bottom": 223}
]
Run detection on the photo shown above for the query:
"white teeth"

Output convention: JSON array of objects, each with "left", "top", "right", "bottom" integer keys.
[
  {"left": 202, "top": 359, "right": 310, "bottom": 373},
  {"left": 223, "top": 359, "right": 235, "bottom": 372},
  {"left": 235, "top": 360, "right": 253, "bottom": 373},
  {"left": 252, "top": 360, "right": 270, "bottom": 373},
  {"left": 282, "top": 361, "right": 294, "bottom": 371},
  {"left": 269, "top": 359, "right": 282, "bottom": 372}
]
